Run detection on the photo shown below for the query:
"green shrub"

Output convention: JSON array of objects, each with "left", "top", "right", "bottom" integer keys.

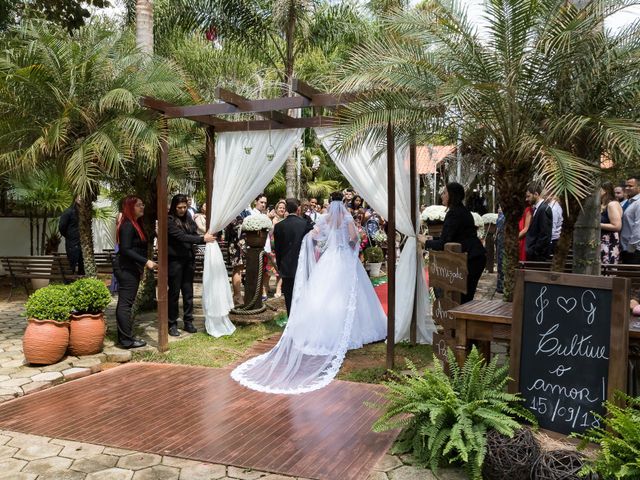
[
  {"left": 68, "top": 278, "right": 111, "bottom": 314},
  {"left": 371, "top": 347, "right": 535, "bottom": 479},
  {"left": 574, "top": 391, "right": 640, "bottom": 479},
  {"left": 24, "top": 284, "right": 72, "bottom": 322},
  {"left": 364, "top": 246, "right": 384, "bottom": 263}
]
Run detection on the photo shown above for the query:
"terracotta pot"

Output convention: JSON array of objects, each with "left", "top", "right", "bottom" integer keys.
[
  {"left": 68, "top": 313, "right": 105, "bottom": 356},
  {"left": 244, "top": 229, "right": 268, "bottom": 248},
  {"left": 23, "top": 318, "right": 70, "bottom": 365}
]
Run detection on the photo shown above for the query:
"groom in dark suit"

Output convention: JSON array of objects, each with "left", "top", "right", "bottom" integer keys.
[
  {"left": 274, "top": 198, "right": 314, "bottom": 314},
  {"left": 525, "top": 182, "right": 553, "bottom": 261}
]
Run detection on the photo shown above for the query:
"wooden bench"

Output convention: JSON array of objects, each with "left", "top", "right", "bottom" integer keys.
[
  {"left": 52, "top": 252, "right": 115, "bottom": 275},
  {"left": 0, "top": 256, "right": 82, "bottom": 292}
]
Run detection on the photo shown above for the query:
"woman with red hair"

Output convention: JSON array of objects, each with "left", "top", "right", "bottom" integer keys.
[{"left": 114, "top": 196, "right": 156, "bottom": 348}]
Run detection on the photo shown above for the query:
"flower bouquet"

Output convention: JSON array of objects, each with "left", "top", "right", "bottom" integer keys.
[
  {"left": 371, "top": 230, "right": 388, "bottom": 244},
  {"left": 242, "top": 213, "right": 272, "bottom": 248},
  {"left": 241, "top": 213, "right": 272, "bottom": 231},
  {"left": 481, "top": 213, "right": 498, "bottom": 224},
  {"left": 471, "top": 212, "right": 485, "bottom": 238},
  {"left": 421, "top": 205, "right": 447, "bottom": 223}
]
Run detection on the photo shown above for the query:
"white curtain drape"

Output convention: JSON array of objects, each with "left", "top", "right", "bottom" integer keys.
[
  {"left": 315, "top": 127, "right": 435, "bottom": 344},
  {"left": 202, "top": 129, "right": 303, "bottom": 337}
]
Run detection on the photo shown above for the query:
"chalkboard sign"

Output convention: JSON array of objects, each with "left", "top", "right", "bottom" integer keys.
[{"left": 510, "top": 270, "right": 629, "bottom": 436}]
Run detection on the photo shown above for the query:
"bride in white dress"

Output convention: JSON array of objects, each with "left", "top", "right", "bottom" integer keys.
[{"left": 231, "top": 193, "right": 387, "bottom": 394}]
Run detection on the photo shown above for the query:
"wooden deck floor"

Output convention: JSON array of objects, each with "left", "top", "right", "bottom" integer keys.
[{"left": 0, "top": 363, "right": 397, "bottom": 480}]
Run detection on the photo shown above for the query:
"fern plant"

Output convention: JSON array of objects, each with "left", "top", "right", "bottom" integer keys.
[
  {"left": 574, "top": 391, "right": 640, "bottom": 479},
  {"left": 372, "top": 347, "right": 535, "bottom": 479}
]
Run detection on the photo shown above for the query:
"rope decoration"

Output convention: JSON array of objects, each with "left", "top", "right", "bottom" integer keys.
[
  {"left": 230, "top": 250, "right": 267, "bottom": 315},
  {"left": 483, "top": 427, "right": 541, "bottom": 480}
]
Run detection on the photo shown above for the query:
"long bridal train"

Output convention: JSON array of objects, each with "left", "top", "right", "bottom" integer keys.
[{"left": 231, "top": 201, "right": 387, "bottom": 394}]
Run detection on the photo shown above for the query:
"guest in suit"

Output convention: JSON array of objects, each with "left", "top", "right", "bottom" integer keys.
[
  {"left": 422, "top": 182, "right": 487, "bottom": 303},
  {"left": 59, "top": 197, "right": 85, "bottom": 275},
  {"left": 525, "top": 183, "right": 553, "bottom": 261},
  {"left": 167, "top": 194, "right": 216, "bottom": 337},
  {"left": 114, "top": 196, "right": 156, "bottom": 349},
  {"left": 274, "top": 198, "right": 314, "bottom": 314}
]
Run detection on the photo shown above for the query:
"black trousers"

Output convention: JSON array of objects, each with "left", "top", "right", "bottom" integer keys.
[
  {"left": 168, "top": 257, "right": 195, "bottom": 326},
  {"left": 66, "top": 244, "right": 85, "bottom": 275},
  {"left": 282, "top": 277, "right": 295, "bottom": 315},
  {"left": 115, "top": 267, "right": 141, "bottom": 346},
  {"left": 462, "top": 255, "right": 487, "bottom": 304}
]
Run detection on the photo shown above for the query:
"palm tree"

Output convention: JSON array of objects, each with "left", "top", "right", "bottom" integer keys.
[
  {"left": 8, "top": 168, "right": 72, "bottom": 255},
  {"left": 0, "top": 20, "right": 187, "bottom": 276},
  {"left": 158, "top": 0, "right": 374, "bottom": 197},
  {"left": 334, "top": 0, "right": 640, "bottom": 299},
  {"left": 135, "top": 0, "right": 154, "bottom": 55}
]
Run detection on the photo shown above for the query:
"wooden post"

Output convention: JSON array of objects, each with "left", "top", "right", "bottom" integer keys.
[
  {"left": 386, "top": 123, "right": 396, "bottom": 370},
  {"left": 205, "top": 127, "right": 215, "bottom": 231},
  {"left": 157, "top": 119, "right": 169, "bottom": 352},
  {"left": 410, "top": 140, "right": 418, "bottom": 345}
]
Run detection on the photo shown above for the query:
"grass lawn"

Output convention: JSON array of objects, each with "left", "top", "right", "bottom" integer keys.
[
  {"left": 338, "top": 341, "right": 434, "bottom": 384},
  {"left": 132, "top": 320, "right": 283, "bottom": 368}
]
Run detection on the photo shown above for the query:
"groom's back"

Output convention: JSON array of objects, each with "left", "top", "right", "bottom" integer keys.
[{"left": 274, "top": 215, "right": 313, "bottom": 278}]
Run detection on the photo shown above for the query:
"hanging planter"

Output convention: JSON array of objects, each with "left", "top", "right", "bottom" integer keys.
[{"left": 266, "top": 145, "right": 275, "bottom": 161}]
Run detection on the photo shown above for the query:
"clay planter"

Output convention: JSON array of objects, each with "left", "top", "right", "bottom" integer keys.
[
  {"left": 68, "top": 313, "right": 106, "bottom": 356},
  {"left": 244, "top": 229, "right": 268, "bottom": 248},
  {"left": 23, "top": 318, "right": 70, "bottom": 365}
]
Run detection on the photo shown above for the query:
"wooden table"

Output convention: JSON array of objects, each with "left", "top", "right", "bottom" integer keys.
[
  {"left": 447, "top": 299, "right": 640, "bottom": 395},
  {"left": 448, "top": 299, "right": 640, "bottom": 361}
]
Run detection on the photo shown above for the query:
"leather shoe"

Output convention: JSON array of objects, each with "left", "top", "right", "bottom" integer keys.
[
  {"left": 183, "top": 322, "right": 197, "bottom": 334},
  {"left": 121, "top": 339, "right": 146, "bottom": 349},
  {"left": 169, "top": 326, "right": 180, "bottom": 337}
]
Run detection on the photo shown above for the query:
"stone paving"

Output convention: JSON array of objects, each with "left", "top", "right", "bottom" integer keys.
[
  {"left": 0, "top": 299, "right": 136, "bottom": 403},
  {"left": 0, "top": 429, "right": 465, "bottom": 480},
  {"left": 0, "top": 274, "right": 488, "bottom": 480}
]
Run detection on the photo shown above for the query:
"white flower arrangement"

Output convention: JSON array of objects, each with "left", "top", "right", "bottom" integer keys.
[
  {"left": 421, "top": 205, "right": 447, "bottom": 222},
  {"left": 481, "top": 213, "right": 498, "bottom": 224},
  {"left": 371, "top": 230, "right": 388, "bottom": 244},
  {"left": 471, "top": 212, "right": 485, "bottom": 238},
  {"left": 241, "top": 213, "right": 272, "bottom": 231}
]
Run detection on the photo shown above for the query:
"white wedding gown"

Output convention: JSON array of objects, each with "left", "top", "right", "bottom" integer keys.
[{"left": 231, "top": 201, "right": 387, "bottom": 394}]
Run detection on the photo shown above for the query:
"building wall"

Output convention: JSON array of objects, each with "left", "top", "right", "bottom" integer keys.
[{"left": 0, "top": 217, "right": 115, "bottom": 275}]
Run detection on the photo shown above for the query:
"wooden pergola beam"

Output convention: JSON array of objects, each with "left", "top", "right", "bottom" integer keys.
[{"left": 215, "top": 87, "right": 295, "bottom": 126}]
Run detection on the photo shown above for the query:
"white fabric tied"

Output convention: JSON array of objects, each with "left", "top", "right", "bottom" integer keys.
[
  {"left": 314, "top": 127, "right": 435, "bottom": 344},
  {"left": 202, "top": 129, "right": 303, "bottom": 337}
]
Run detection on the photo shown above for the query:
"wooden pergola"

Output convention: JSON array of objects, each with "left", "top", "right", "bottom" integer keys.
[{"left": 142, "top": 79, "right": 419, "bottom": 368}]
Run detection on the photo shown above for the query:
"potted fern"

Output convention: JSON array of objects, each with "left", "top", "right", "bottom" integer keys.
[
  {"left": 23, "top": 284, "right": 72, "bottom": 365},
  {"left": 67, "top": 278, "right": 112, "bottom": 355},
  {"left": 364, "top": 246, "right": 384, "bottom": 277},
  {"left": 371, "top": 347, "right": 535, "bottom": 479},
  {"left": 574, "top": 391, "right": 640, "bottom": 479}
]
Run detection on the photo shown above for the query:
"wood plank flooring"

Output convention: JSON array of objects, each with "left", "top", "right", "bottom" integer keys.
[{"left": 0, "top": 363, "right": 397, "bottom": 480}]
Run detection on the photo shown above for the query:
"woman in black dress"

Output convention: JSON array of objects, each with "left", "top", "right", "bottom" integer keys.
[
  {"left": 422, "top": 182, "right": 487, "bottom": 303},
  {"left": 115, "top": 196, "right": 156, "bottom": 348},
  {"left": 167, "top": 194, "right": 216, "bottom": 336}
]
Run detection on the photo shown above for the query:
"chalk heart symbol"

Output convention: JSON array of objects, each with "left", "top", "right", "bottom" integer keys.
[{"left": 557, "top": 296, "right": 577, "bottom": 314}]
